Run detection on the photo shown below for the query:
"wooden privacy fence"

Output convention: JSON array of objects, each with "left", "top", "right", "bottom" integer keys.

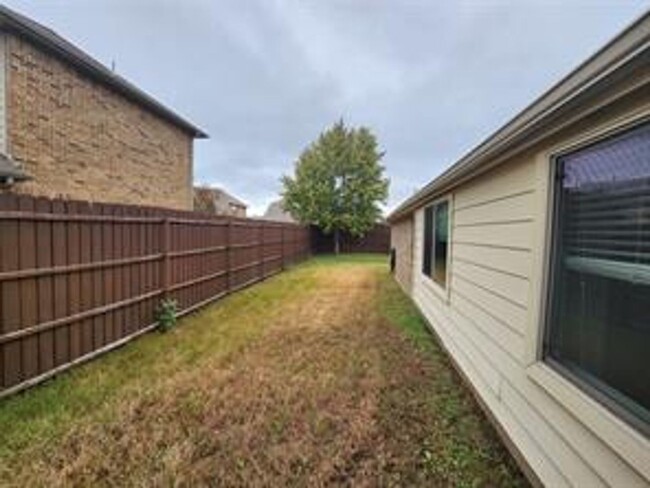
[
  {"left": 310, "top": 224, "right": 390, "bottom": 254},
  {"left": 0, "top": 194, "right": 310, "bottom": 397}
]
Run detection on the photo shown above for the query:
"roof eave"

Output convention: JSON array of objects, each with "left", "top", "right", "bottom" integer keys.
[
  {"left": 0, "top": 167, "right": 30, "bottom": 182},
  {"left": 0, "top": 153, "right": 30, "bottom": 182},
  {"left": 388, "top": 10, "right": 650, "bottom": 223}
]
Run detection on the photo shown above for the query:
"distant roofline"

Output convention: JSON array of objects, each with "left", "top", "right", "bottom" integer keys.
[
  {"left": 0, "top": 5, "right": 208, "bottom": 138},
  {"left": 218, "top": 188, "right": 247, "bottom": 208},
  {"left": 388, "top": 9, "right": 650, "bottom": 222},
  {"left": 194, "top": 185, "right": 248, "bottom": 208}
]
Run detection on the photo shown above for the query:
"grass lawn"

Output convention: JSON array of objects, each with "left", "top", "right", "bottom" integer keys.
[{"left": 0, "top": 255, "right": 528, "bottom": 486}]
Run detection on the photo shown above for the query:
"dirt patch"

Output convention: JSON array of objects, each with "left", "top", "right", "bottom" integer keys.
[{"left": 0, "top": 260, "right": 527, "bottom": 487}]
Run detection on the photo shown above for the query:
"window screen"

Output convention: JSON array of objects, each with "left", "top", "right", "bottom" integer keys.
[
  {"left": 545, "top": 122, "right": 650, "bottom": 432},
  {"left": 421, "top": 201, "right": 449, "bottom": 287}
]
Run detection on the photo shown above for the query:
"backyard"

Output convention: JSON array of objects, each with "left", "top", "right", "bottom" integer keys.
[{"left": 0, "top": 255, "right": 527, "bottom": 486}]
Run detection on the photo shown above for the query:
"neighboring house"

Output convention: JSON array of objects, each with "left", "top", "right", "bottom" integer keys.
[
  {"left": 263, "top": 199, "right": 296, "bottom": 222},
  {"left": 389, "top": 13, "right": 650, "bottom": 488},
  {"left": 0, "top": 6, "right": 207, "bottom": 209},
  {"left": 193, "top": 186, "right": 247, "bottom": 217}
]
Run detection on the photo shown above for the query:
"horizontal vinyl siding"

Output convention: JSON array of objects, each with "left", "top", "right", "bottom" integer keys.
[
  {"left": 451, "top": 274, "right": 528, "bottom": 337},
  {"left": 453, "top": 221, "right": 534, "bottom": 250},
  {"left": 410, "top": 152, "right": 648, "bottom": 487},
  {"left": 453, "top": 243, "right": 530, "bottom": 279},
  {"left": 453, "top": 260, "right": 529, "bottom": 308},
  {"left": 390, "top": 217, "right": 413, "bottom": 293},
  {"left": 454, "top": 189, "right": 535, "bottom": 225}
]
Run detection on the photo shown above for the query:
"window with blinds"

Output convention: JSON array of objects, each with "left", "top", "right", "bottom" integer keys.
[{"left": 545, "top": 121, "right": 650, "bottom": 434}]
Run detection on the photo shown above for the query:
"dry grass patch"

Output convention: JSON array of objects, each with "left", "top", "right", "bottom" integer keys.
[{"left": 0, "top": 256, "right": 528, "bottom": 487}]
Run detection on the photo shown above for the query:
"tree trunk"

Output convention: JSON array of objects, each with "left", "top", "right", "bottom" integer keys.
[{"left": 334, "top": 228, "right": 340, "bottom": 255}]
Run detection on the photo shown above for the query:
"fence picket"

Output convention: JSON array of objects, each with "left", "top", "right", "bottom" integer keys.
[
  {"left": 35, "top": 197, "right": 54, "bottom": 374},
  {"left": 52, "top": 199, "right": 69, "bottom": 367},
  {"left": 0, "top": 194, "right": 21, "bottom": 387},
  {"left": 79, "top": 201, "right": 94, "bottom": 355},
  {"left": 0, "top": 194, "right": 311, "bottom": 398}
]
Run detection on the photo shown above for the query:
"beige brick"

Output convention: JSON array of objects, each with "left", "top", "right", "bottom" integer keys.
[{"left": 6, "top": 34, "right": 194, "bottom": 210}]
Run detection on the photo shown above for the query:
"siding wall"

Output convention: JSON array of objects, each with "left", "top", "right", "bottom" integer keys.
[
  {"left": 408, "top": 101, "right": 650, "bottom": 486},
  {"left": 390, "top": 216, "right": 412, "bottom": 293}
]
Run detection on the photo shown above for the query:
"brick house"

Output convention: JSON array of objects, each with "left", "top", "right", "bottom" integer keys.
[
  {"left": 0, "top": 6, "right": 207, "bottom": 210},
  {"left": 193, "top": 186, "right": 247, "bottom": 217},
  {"left": 263, "top": 199, "right": 296, "bottom": 223}
]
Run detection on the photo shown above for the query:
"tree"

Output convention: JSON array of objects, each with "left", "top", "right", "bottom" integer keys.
[{"left": 281, "top": 120, "right": 389, "bottom": 254}]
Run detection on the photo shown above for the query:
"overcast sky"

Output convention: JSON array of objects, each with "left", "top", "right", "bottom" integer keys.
[{"left": 4, "top": 0, "right": 648, "bottom": 215}]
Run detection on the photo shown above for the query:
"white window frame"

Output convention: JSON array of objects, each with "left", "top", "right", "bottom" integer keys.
[
  {"left": 420, "top": 195, "right": 452, "bottom": 301},
  {"left": 524, "top": 110, "right": 650, "bottom": 476}
]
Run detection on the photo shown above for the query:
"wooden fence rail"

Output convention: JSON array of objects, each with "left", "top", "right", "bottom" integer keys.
[
  {"left": 310, "top": 224, "right": 390, "bottom": 254},
  {"left": 0, "top": 193, "right": 310, "bottom": 398}
]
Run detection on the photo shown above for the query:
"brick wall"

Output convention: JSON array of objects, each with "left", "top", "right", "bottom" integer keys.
[{"left": 5, "top": 34, "right": 194, "bottom": 210}]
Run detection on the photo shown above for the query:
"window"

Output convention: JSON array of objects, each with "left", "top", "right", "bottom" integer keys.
[
  {"left": 422, "top": 200, "right": 449, "bottom": 287},
  {"left": 545, "top": 121, "right": 650, "bottom": 433}
]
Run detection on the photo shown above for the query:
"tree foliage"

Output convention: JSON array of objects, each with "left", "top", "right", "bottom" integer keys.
[{"left": 281, "top": 120, "right": 389, "bottom": 251}]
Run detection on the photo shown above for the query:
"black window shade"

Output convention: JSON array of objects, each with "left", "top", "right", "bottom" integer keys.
[{"left": 422, "top": 205, "right": 433, "bottom": 275}]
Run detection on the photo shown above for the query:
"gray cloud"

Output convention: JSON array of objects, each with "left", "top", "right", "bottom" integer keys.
[{"left": 5, "top": 0, "right": 648, "bottom": 214}]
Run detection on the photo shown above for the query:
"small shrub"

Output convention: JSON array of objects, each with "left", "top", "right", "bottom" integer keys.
[{"left": 156, "top": 298, "right": 178, "bottom": 332}]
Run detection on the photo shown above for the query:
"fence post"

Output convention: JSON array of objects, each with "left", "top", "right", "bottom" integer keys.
[
  {"left": 226, "top": 218, "right": 231, "bottom": 293},
  {"left": 280, "top": 225, "right": 285, "bottom": 270},
  {"left": 161, "top": 216, "right": 171, "bottom": 301},
  {"left": 257, "top": 222, "right": 264, "bottom": 281}
]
